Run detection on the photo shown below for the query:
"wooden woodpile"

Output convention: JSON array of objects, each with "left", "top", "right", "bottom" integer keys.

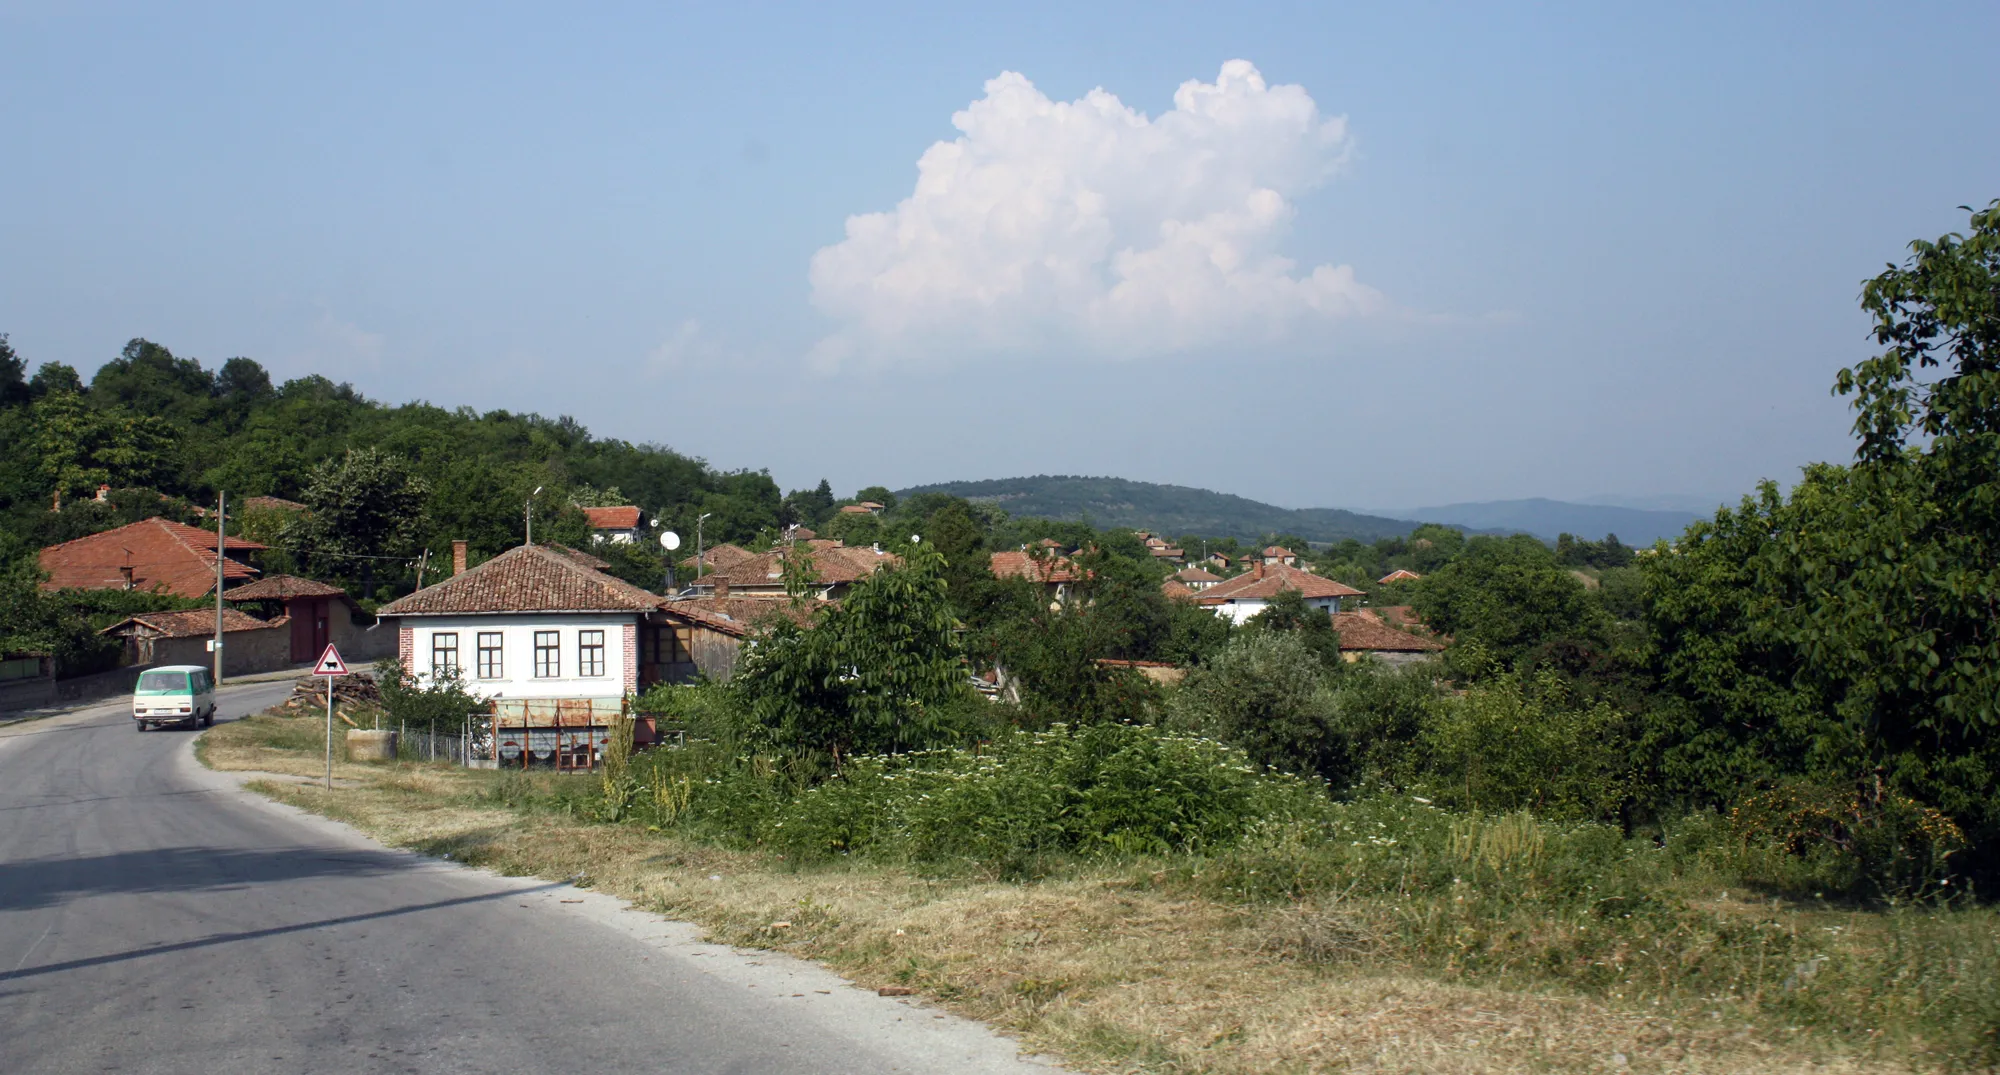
[{"left": 282, "top": 673, "right": 382, "bottom": 711}]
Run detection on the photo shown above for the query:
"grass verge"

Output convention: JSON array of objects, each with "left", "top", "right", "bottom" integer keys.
[{"left": 202, "top": 711, "right": 1991, "bottom": 1074}]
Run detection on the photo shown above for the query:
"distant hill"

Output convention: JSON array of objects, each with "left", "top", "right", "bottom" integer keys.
[
  {"left": 1388, "top": 498, "right": 1703, "bottom": 545},
  {"left": 895, "top": 476, "right": 1422, "bottom": 545}
]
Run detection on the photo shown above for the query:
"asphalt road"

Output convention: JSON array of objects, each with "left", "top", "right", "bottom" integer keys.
[{"left": 0, "top": 684, "right": 1057, "bottom": 1074}]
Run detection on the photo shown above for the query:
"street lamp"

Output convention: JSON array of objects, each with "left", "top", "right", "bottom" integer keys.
[{"left": 695, "top": 512, "right": 713, "bottom": 583}]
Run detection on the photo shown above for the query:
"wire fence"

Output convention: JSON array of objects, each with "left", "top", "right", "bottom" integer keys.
[{"left": 395, "top": 722, "right": 477, "bottom": 766}]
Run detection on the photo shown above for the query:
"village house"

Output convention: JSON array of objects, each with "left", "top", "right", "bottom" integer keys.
[
  {"left": 1378, "top": 568, "right": 1422, "bottom": 584},
  {"left": 688, "top": 540, "right": 900, "bottom": 601},
  {"left": 1172, "top": 565, "right": 1223, "bottom": 591},
  {"left": 38, "top": 517, "right": 265, "bottom": 598},
  {"left": 1330, "top": 609, "right": 1446, "bottom": 666},
  {"left": 1260, "top": 545, "right": 1301, "bottom": 568},
  {"left": 649, "top": 596, "right": 821, "bottom": 683},
  {"left": 582, "top": 505, "right": 645, "bottom": 544},
  {"left": 837, "top": 501, "right": 886, "bottom": 516},
  {"left": 678, "top": 542, "right": 754, "bottom": 576},
  {"left": 1194, "top": 562, "right": 1364, "bottom": 624},
  {"left": 99, "top": 608, "right": 292, "bottom": 676},
  {"left": 990, "top": 547, "right": 1084, "bottom": 606},
  {"left": 224, "top": 574, "right": 394, "bottom": 665},
  {"left": 377, "top": 544, "right": 659, "bottom": 726}
]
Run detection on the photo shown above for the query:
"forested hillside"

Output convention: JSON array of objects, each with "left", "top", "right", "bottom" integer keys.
[
  {"left": 896, "top": 475, "right": 1420, "bottom": 544},
  {"left": 0, "top": 337, "right": 790, "bottom": 597}
]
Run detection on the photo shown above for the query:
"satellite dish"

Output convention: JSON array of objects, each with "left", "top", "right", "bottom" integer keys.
[
  {"left": 910, "top": 534, "right": 922, "bottom": 544},
  {"left": 660, "top": 530, "right": 682, "bottom": 551}
]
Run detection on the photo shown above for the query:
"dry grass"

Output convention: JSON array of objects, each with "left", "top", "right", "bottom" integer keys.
[{"left": 202, "top": 713, "right": 1919, "bottom": 1075}]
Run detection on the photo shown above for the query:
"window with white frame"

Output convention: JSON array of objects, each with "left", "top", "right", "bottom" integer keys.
[
  {"left": 431, "top": 632, "right": 459, "bottom": 675},
  {"left": 476, "top": 632, "right": 503, "bottom": 679},
  {"left": 579, "top": 629, "right": 605, "bottom": 677},
  {"left": 534, "top": 630, "right": 559, "bottom": 678}
]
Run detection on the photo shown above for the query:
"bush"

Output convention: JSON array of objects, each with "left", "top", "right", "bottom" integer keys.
[
  {"left": 756, "top": 723, "right": 1332, "bottom": 870},
  {"left": 373, "top": 657, "right": 483, "bottom": 732},
  {"left": 1168, "top": 631, "right": 1338, "bottom": 780},
  {"left": 1725, "top": 778, "right": 1967, "bottom": 899},
  {"left": 1416, "top": 669, "right": 1635, "bottom": 821}
]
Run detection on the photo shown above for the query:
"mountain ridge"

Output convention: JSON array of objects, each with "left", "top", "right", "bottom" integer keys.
[
  {"left": 898, "top": 476, "right": 1707, "bottom": 547},
  {"left": 895, "top": 476, "right": 1424, "bottom": 545}
]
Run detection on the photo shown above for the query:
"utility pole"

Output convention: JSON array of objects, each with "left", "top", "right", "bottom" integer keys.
[
  {"left": 695, "top": 512, "right": 712, "bottom": 583},
  {"left": 525, "top": 486, "right": 543, "bottom": 546},
  {"left": 213, "top": 491, "right": 226, "bottom": 686}
]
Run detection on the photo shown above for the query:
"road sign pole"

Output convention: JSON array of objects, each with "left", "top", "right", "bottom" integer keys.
[{"left": 313, "top": 643, "right": 349, "bottom": 791}]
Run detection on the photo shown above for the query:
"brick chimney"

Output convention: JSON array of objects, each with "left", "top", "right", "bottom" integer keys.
[
  {"left": 452, "top": 539, "right": 468, "bottom": 576},
  {"left": 713, "top": 574, "right": 729, "bottom": 598},
  {"left": 1253, "top": 561, "right": 1266, "bottom": 580}
]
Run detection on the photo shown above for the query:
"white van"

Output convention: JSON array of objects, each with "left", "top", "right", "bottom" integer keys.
[{"left": 133, "top": 665, "right": 216, "bottom": 731}]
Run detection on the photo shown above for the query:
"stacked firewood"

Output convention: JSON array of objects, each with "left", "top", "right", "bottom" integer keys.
[{"left": 283, "top": 673, "right": 382, "bottom": 710}]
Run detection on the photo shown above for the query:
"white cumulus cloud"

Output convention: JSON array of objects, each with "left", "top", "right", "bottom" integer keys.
[{"left": 808, "top": 60, "right": 1382, "bottom": 368}]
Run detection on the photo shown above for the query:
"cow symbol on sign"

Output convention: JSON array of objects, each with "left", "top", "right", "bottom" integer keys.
[{"left": 313, "top": 644, "right": 348, "bottom": 677}]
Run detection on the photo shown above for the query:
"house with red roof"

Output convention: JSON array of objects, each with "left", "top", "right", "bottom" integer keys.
[
  {"left": 1260, "top": 545, "right": 1301, "bottom": 567},
  {"left": 1378, "top": 568, "right": 1422, "bottom": 585},
  {"left": 991, "top": 547, "right": 1085, "bottom": 606},
  {"left": 1330, "top": 609, "right": 1446, "bottom": 666},
  {"left": 99, "top": 608, "right": 291, "bottom": 676},
  {"left": 1194, "top": 562, "right": 1364, "bottom": 625},
  {"left": 687, "top": 540, "right": 900, "bottom": 601},
  {"left": 38, "top": 518, "right": 265, "bottom": 598},
  {"left": 581, "top": 505, "right": 645, "bottom": 544},
  {"left": 225, "top": 574, "right": 393, "bottom": 665}
]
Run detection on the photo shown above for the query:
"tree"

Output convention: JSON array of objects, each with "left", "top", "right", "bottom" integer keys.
[
  {"left": 1245, "top": 587, "right": 1345, "bottom": 669},
  {"left": 732, "top": 542, "right": 970, "bottom": 764},
  {"left": 1168, "top": 631, "right": 1337, "bottom": 780},
  {"left": 0, "top": 335, "right": 26, "bottom": 408},
  {"left": 28, "top": 362, "right": 83, "bottom": 399},
  {"left": 1644, "top": 200, "right": 2000, "bottom": 864},
  {"left": 853, "top": 485, "right": 896, "bottom": 511},
  {"left": 283, "top": 448, "right": 430, "bottom": 582},
  {"left": 1412, "top": 536, "right": 1605, "bottom": 670},
  {"left": 30, "top": 391, "right": 181, "bottom": 499}
]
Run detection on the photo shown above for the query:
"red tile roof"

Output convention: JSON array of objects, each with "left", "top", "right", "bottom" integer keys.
[
  {"left": 991, "top": 550, "right": 1082, "bottom": 584},
  {"left": 1330, "top": 611, "right": 1445, "bottom": 653},
  {"left": 1195, "top": 562, "right": 1364, "bottom": 605},
  {"left": 697, "top": 542, "right": 901, "bottom": 591},
  {"left": 678, "top": 543, "right": 754, "bottom": 571},
  {"left": 1378, "top": 569, "right": 1422, "bottom": 584},
  {"left": 1161, "top": 580, "right": 1197, "bottom": 601},
  {"left": 224, "top": 575, "right": 348, "bottom": 601},
  {"left": 240, "top": 495, "right": 306, "bottom": 513},
  {"left": 582, "top": 506, "right": 643, "bottom": 530},
  {"left": 1174, "top": 566, "right": 1222, "bottom": 583},
  {"left": 101, "top": 608, "right": 279, "bottom": 639},
  {"left": 378, "top": 544, "right": 660, "bottom": 616},
  {"left": 655, "top": 596, "right": 823, "bottom": 638},
  {"left": 1263, "top": 546, "right": 1298, "bottom": 559},
  {"left": 546, "top": 544, "right": 612, "bottom": 570},
  {"left": 39, "top": 518, "right": 265, "bottom": 598}
]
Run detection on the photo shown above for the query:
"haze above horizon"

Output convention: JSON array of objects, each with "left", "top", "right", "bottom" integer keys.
[{"left": 3, "top": 2, "right": 1995, "bottom": 510}]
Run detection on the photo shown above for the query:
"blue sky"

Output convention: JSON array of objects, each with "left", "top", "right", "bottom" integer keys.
[{"left": 3, "top": 1, "right": 1995, "bottom": 511}]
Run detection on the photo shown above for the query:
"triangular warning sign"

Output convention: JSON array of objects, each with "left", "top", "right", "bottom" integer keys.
[{"left": 313, "top": 644, "right": 348, "bottom": 677}]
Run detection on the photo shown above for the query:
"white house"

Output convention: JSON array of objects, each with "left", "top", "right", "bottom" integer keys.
[
  {"left": 1193, "top": 562, "right": 1364, "bottom": 625},
  {"left": 377, "top": 543, "right": 662, "bottom": 719}
]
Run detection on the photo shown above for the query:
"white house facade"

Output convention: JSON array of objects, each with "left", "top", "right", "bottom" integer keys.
[{"left": 403, "top": 613, "right": 638, "bottom": 704}]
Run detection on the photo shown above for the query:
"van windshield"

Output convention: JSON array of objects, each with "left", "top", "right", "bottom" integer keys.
[{"left": 136, "top": 671, "right": 191, "bottom": 694}]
